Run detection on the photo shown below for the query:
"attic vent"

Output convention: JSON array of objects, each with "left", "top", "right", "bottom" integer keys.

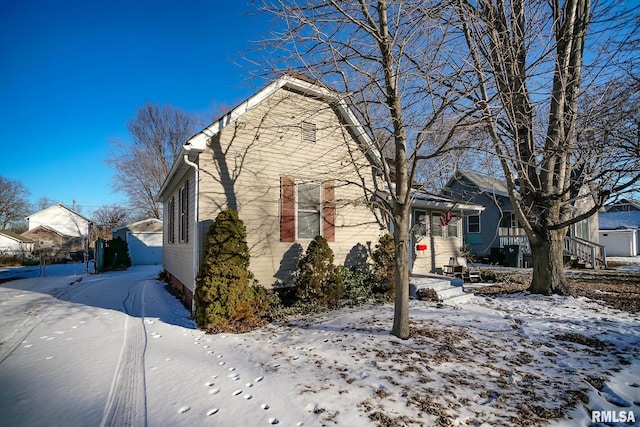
[{"left": 302, "top": 121, "right": 316, "bottom": 143}]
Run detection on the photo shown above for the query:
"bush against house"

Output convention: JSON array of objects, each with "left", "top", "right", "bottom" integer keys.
[
  {"left": 372, "top": 234, "right": 395, "bottom": 298},
  {"left": 294, "top": 235, "right": 344, "bottom": 310},
  {"left": 194, "top": 209, "right": 270, "bottom": 332}
]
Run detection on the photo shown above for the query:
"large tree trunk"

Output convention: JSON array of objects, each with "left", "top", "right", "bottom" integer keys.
[
  {"left": 391, "top": 206, "right": 410, "bottom": 339},
  {"left": 528, "top": 228, "right": 573, "bottom": 296}
]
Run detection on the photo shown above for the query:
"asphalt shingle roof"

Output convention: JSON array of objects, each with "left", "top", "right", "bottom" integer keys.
[{"left": 599, "top": 211, "right": 640, "bottom": 230}]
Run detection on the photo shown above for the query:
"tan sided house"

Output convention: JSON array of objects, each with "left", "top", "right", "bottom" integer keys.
[{"left": 156, "top": 74, "right": 384, "bottom": 310}]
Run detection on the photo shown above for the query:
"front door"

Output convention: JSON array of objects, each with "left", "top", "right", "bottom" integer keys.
[{"left": 410, "top": 209, "right": 428, "bottom": 274}]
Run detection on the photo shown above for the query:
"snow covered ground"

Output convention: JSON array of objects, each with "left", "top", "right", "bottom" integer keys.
[{"left": 0, "top": 264, "right": 638, "bottom": 426}]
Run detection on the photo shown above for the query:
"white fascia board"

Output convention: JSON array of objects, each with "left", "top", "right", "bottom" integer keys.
[
  {"left": 159, "top": 74, "right": 380, "bottom": 201},
  {"left": 410, "top": 198, "right": 484, "bottom": 212},
  {"left": 156, "top": 145, "right": 204, "bottom": 202},
  {"left": 189, "top": 78, "right": 289, "bottom": 149}
]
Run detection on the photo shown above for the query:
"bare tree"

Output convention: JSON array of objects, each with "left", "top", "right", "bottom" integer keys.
[
  {"left": 91, "top": 204, "right": 132, "bottom": 240},
  {"left": 259, "top": 0, "right": 477, "bottom": 338},
  {"left": 577, "top": 74, "right": 640, "bottom": 204},
  {"left": 35, "top": 197, "right": 57, "bottom": 211},
  {"left": 0, "top": 176, "right": 30, "bottom": 231},
  {"left": 453, "top": 0, "right": 640, "bottom": 295},
  {"left": 108, "top": 102, "right": 202, "bottom": 219}
]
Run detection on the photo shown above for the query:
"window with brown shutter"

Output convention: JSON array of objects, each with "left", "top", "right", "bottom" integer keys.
[
  {"left": 280, "top": 177, "right": 336, "bottom": 242},
  {"left": 168, "top": 197, "right": 175, "bottom": 243},
  {"left": 280, "top": 177, "right": 296, "bottom": 242},
  {"left": 179, "top": 180, "right": 189, "bottom": 243},
  {"left": 322, "top": 181, "right": 335, "bottom": 242},
  {"left": 297, "top": 182, "right": 322, "bottom": 239}
]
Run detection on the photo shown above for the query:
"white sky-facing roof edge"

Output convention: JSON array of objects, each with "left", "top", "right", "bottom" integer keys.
[{"left": 156, "top": 73, "right": 382, "bottom": 201}]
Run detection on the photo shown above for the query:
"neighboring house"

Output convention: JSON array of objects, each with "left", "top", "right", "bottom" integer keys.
[
  {"left": 443, "top": 170, "right": 603, "bottom": 267},
  {"left": 406, "top": 190, "right": 484, "bottom": 274},
  {"left": 23, "top": 204, "right": 91, "bottom": 261},
  {"left": 112, "top": 219, "right": 163, "bottom": 265},
  {"left": 26, "top": 204, "right": 91, "bottom": 238},
  {"left": 599, "top": 210, "right": 640, "bottom": 256},
  {"left": 156, "top": 74, "right": 383, "bottom": 309},
  {"left": 605, "top": 199, "right": 640, "bottom": 213},
  {"left": 21, "top": 225, "right": 85, "bottom": 260},
  {"left": 0, "top": 231, "right": 34, "bottom": 255},
  {"left": 442, "top": 171, "right": 524, "bottom": 259}
]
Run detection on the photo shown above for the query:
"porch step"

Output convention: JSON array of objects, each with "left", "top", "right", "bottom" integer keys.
[{"left": 410, "top": 275, "right": 474, "bottom": 305}]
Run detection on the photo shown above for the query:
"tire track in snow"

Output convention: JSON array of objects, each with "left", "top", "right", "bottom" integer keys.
[
  {"left": 0, "top": 278, "right": 101, "bottom": 365},
  {"left": 100, "top": 280, "right": 149, "bottom": 427}
]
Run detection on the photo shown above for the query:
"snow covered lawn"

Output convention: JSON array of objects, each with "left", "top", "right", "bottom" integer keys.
[{"left": 0, "top": 265, "right": 638, "bottom": 426}]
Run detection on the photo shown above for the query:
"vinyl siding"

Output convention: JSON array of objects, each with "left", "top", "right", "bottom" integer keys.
[
  {"left": 197, "top": 87, "right": 381, "bottom": 286},
  {"left": 411, "top": 212, "right": 463, "bottom": 274},
  {"left": 162, "top": 170, "right": 197, "bottom": 293}
]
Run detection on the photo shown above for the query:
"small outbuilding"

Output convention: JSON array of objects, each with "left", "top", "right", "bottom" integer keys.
[
  {"left": 599, "top": 211, "right": 640, "bottom": 257},
  {"left": 0, "top": 231, "right": 34, "bottom": 255},
  {"left": 112, "top": 219, "right": 163, "bottom": 265}
]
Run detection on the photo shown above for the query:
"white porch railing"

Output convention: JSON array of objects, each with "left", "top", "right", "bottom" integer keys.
[
  {"left": 563, "top": 236, "right": 607, "bottom": 269},
  {"left": 498, "top": 235, "right": 606, "bottom": 269}
]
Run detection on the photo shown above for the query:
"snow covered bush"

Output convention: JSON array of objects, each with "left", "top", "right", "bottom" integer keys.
[
  {"left": 194, "top": 209, "right": 270, "bottom": 333},
  {"left": 372, "top": 234, "right": 395, "bottom": 299},
  {"left": 294, "top": 235, "right": 344, "bottom": 309}
]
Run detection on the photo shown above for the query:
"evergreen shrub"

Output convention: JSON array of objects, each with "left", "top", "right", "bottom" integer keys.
[
  {"left": 372, "top": 234, "right": 395, "bottom": 299},
  {"left": 194, "top": 209, "right": 270, "bottom": 332},
  {"left": 104, "top": 237, "right": 131, "bottom": 270},
  {"left": 338, "top": 265, "right": 377, "bottom": 303},
  {"left": 294, "top": 235, "right": 344, "bottom": 309}
]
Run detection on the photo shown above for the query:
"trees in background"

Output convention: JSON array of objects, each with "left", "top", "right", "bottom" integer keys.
[
  {"left": 91, "top": 204, "right": 132, "bottom": 240},
  {"left": 257, "top": 0, "right": 639, "bottom": 330},
  {"left": 108, "top": 102, "right": 202, "bottom": 219},
  {"left": 454, "top": 0, "right": 640, "bottom": 295},
  {"left": 0, "top": 176, "right": 30, "bottom": 231}
]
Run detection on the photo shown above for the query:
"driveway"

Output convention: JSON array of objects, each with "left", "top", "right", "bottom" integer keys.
[{"left": 0, "top": 266, "right": 301, "bottom": 427}]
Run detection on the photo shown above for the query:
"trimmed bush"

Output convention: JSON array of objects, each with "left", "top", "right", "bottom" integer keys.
[
  {"left": 372, "top": 234, "right": 395, "bottom": 298},
  {"left": 194, "top": 209, "right": 270, "bottom": 332},
  {"left": 294, "top": 235, "right": 344, "bottom": 309}
]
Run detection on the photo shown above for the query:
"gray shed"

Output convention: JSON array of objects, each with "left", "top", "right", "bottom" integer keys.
[{"left": 112, "top": 219, "right": 163, "bottom": 265}]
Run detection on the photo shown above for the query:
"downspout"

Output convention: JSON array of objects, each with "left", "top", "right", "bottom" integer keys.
[{"left": 183, "top": 145, "right": 200, "bottom": 314}]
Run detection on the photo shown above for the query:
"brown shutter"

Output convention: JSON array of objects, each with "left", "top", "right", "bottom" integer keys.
[
  {"left": 323, "top": 181, "right": 336, "bottom": 242},
  {"left": 280, "top": 176, "right": 296, "bottom": 242}
]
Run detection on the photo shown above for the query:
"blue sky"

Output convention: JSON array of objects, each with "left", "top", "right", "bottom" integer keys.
[{"left": 0, "top": 1, "right": 270, "bottom": 217}]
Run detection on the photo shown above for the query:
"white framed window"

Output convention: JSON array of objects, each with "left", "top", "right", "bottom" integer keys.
[
  {"left": 468, "top": 215, "right": 480, "bottom": 233},
  {"left": 575, "top": 218, "right": 589, "bottom": 240},
  {"left": 297, "top": 182, "right": 322, "bottom": 239},
  {"left": 431, "top": 212, "right": 443, "bottom": 238},
  {"left": 413, "top": 210, "right": 427, "bottom": 237},
  {"left": 432, "top": 211, "right": 458, "bottom": 238},
  {"left": 447, "top": 218, "right": 458, "bottom": 238}
]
